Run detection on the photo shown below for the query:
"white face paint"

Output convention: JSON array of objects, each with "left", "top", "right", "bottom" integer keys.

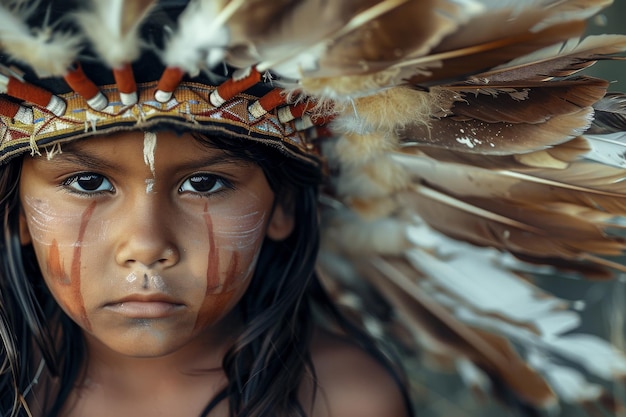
[
  {"left": 143, "top": 131, "right": 157, "bottom": 193},
  {"left": 124, "top": 270, "right": 167, "bottom": 291},
  {"left": 21, "top": 195, "right": 111, "bottom": 245}
]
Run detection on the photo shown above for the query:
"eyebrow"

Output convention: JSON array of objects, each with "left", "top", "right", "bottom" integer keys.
[
  {"left": 175, "top": 154, "right": 253, "bottom": 172},
  {"left": 45, "top": 148, "right": 120, "bottom": 171},
  {"left": 45, "top": 146, "right": 252, "bottom": 172}
]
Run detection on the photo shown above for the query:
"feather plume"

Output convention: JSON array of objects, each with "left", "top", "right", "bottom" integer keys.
[
  {"left": 321, "top": 215, "right": 626, "bottom": 408},
  {"left": 302, "top": 0, "right": 468, "bottom": 77},
  {"left": 162, "top": 0, "right": 241, "bottom": 74},
  {"left": 0, "top": 3, "right": 82, "bottom": 77},
  {"left": 76, "top": 0, "right": 156, "bottom": 67}
]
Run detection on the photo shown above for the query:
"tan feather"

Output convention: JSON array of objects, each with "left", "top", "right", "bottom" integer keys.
[
  {"left": 403, "top": 136, "right": 590, "bottom": 170},
  {"left": 395, "top": 151, "right": 626, "bottom": 217}
]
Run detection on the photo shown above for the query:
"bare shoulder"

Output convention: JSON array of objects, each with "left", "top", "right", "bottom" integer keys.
[{"left": 300, "top": 328, "right": 410, "bottom": 417}]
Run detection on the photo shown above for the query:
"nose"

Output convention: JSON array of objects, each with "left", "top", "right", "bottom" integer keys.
[{"left": 114, "top": 196, "right": 181, "bottom": 269}]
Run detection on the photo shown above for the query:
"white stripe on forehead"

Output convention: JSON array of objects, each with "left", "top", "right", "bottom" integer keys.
[
  {"left": 143, "top": 132, "right": 157, "bottom": 193},
  {"left": 143, "top": 131, "right": 157, "bottom": 177}
]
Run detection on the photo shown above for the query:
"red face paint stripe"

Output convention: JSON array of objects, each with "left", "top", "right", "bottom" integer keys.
[
  {"left": 47, "top": 239, "right": 70, "bottom": 285},
  {"left": 69, "top": 201, "right": 97, "bottom": 331},
  {"left": 224, "top": 251, "right": 240, "bottom": 292},
  {"left": 203, "top": 204, "right": 220, "bottom": 290},
  {"left": 194, "top": 204, "right": 221, "bottom": 331}
]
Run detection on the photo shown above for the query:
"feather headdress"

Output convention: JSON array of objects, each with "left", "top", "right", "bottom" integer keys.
[{"left": 1, "top": 0, "right": 626, "bottom": 415}]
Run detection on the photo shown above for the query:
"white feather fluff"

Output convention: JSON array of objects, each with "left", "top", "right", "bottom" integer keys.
[
  {"left": 162, "top": 0, "right": 239, "bottom": 75},
  {"left": 0, "top": 4, "right": 82, "bottom": 77},
  {"left": 76, "top": 0, "right": 154, "bottom": 67}
]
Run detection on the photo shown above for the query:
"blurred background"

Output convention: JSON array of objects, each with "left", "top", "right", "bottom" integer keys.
[{"left": 586, "top": 1, "right": 626, "bottom": 89}]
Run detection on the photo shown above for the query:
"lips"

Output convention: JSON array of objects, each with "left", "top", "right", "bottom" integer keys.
[{"left": 104, "top": 294, "right": 185, "bottom": 319}]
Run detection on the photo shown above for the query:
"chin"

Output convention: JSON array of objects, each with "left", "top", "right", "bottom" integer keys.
[{"left": 87, "top": 321, "right": 199, "bottom": 358}]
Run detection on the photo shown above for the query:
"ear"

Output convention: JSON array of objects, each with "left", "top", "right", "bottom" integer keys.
[
  {"left": 18, "top": 209, "right": 32, "bottom": 245},
  {"left": 266, "top": 202, "right": 295, "bottom": 241}
]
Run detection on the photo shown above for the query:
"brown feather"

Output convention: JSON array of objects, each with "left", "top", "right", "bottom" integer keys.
[
  {"left": 447, "top": 77, "right": 608, "bottom": 124},
  {"left": 431, "top": 0, "right": 605, "bottom": 52},
  {"left": 401, "top": 106, "right": 593, "bottom": 155}
]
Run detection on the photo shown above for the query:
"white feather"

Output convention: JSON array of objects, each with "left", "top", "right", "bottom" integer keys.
[
  {"left": 545, "top": 334, "right": 626, "bottom": 379},
  {"left": 77, "top": 0, "right": 153, "bottom": 67},
  {"left": 163, "top": 0, "right": 247, "bottom": 75},
  {"left": 0, "top": 4, "right": 82, "bottom": 77},
  {"left": 529, "top": 352, "right": 603, "bottom": 404},
  {"left": 583, "top": 132, "right": 626, "bottom": 169},
  {"left": 405, "top": 223, "right": 589, "bottom": 333}
]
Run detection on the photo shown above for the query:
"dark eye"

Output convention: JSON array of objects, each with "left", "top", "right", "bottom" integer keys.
[
  {"left": 64, "top": 173, "right": 114, "bottom": 194},
  {"left": 179, "top": 174, "right": 226, "bottom": 194}
]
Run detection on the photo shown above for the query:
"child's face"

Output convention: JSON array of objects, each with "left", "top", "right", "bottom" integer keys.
[{"left": 18, "top": 130, "right": 293, "bottom": 357}]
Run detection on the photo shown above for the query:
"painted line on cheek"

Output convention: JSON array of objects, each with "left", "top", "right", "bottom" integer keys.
[
  {"left": 194, "top": 204, "right": 221, "bottom": 331},
  {"left": 204, "top": 204, "right": 220, "bottom": 290},
  {"left": 69, "top": 201, "right": 97, "bottom": 331},
  {"left": 47, "top": 239, "right": 70, "bottom": 285},
  {"left": 223, "top": 252, "right": 240, "bottom": 292}
]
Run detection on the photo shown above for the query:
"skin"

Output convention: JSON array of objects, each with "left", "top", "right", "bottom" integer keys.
[{"left": 18, "top": 130, "right": 407, "bottom": 417}]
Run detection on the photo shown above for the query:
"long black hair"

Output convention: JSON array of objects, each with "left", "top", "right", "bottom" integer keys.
[{"left": 0, "top": 131, "right": 413, "bottom": 417}]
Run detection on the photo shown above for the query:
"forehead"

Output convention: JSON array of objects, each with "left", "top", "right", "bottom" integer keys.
[
  {"left": 63, "top": 130, "right": 213, "bottom": 157},
  {"left": 18, "top": 130, "right": 264, "bottom": 186},
  {"left": 35, "top": 130, "right": 254, "bottom": 169}
]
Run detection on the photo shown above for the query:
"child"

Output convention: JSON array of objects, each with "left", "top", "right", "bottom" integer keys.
[
  {"left": 0, "top": 2, "right": 414, "bottom": 416},
  {"left": 2, "top": 128, "right": 412, "bottom": 416}
]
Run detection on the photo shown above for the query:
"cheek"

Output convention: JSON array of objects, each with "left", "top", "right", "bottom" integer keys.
[
  {"left": 33, "top": 202, "right": 99, "bottom": 330},
  {"left": 205, "top": 208, "right": 267, "bottom": 292},
  {"left": 21, "top": 195, "right": 111, "bottom": 245},
  {"left": 191, "top": 203, "right": 268, "bottom": 329}
]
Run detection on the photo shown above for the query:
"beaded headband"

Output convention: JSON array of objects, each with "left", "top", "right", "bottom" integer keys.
[
  {"left": 0, "top": 66, "right": 323, "bottom": 166},
  {"left": 0, "top": 2, "right": 327, "bottom": 166}
]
